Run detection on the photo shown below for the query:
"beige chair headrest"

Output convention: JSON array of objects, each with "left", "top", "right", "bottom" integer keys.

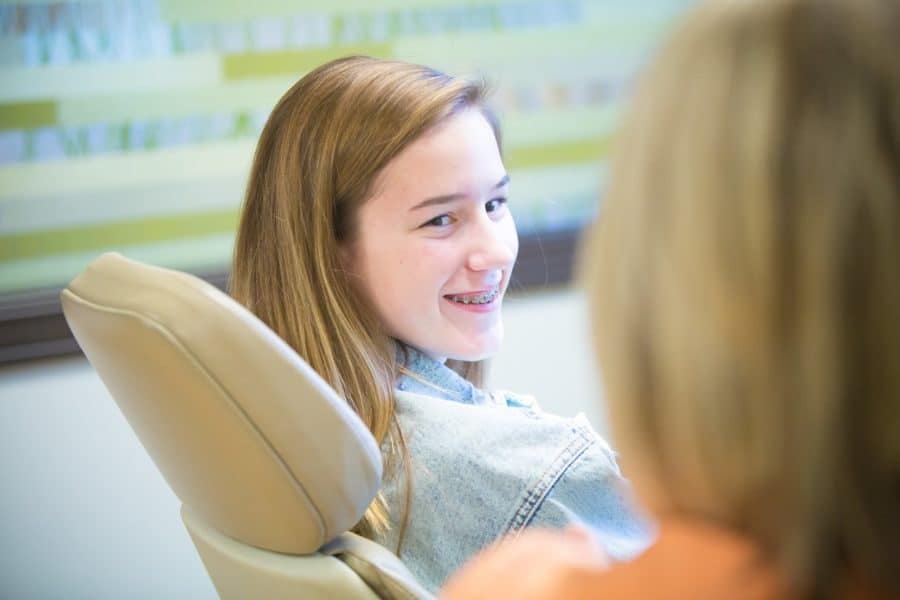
[{"left": 61, "top": 253, "right": 382, "bottom": 554}]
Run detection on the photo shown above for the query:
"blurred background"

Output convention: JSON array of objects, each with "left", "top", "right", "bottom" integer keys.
[
  {"left": 0, "top": 0, "right": 691, "bottom": 297},
  {"left": 0, "top": 1, "right": 691, "bottom": 597}
]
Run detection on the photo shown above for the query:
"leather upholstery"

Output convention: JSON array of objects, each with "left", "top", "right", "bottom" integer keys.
[
  {"left": 60, "top": 252, "right": 382, "bottom": 553},
  {"left": 182, "top": 506, "right": 382, "bottom": 600}
]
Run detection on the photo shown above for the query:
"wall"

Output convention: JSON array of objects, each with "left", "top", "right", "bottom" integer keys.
[{"left": 0, "top": 287, "right": 606, "bottom": 598}]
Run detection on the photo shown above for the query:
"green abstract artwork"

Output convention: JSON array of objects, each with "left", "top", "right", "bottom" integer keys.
[{"left": 0, "top": 0, "right": 692, "bottom": 295}]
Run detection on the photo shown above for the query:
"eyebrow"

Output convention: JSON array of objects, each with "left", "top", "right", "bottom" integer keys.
[{"left": 408, "top": 174, "right": 511, "bottom": 212}]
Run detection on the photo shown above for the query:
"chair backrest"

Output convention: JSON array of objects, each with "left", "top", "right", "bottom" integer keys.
[
  {"left": 61, "top": 253, "right": 431, "bottom": 599},
  {"left": 181, "top": 506, "right": 381, "bottom": 600}
]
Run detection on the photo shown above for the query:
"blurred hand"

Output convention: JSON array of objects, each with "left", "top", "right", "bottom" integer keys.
[{"left": 441, "top": 526, "right": 610, "bottom": 600}]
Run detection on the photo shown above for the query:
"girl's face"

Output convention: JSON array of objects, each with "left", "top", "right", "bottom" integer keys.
[{"left": 347, "top": 108, "right": 518, "bottom": 362}]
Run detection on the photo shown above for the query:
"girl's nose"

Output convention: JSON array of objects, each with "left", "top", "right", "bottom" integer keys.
[{"left": 467, "top": 222, "right": 518, "bottom": 272}]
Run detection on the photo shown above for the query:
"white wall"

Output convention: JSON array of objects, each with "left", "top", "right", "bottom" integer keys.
[
  {"left": 0, "top": 352, "right": 217, "bottom": 599},
  {"left": 0, "top": 287, "right": 607, "bottom": 599},
  {"left": 490, "top": 287, "right": 607, "bottom": 431}
]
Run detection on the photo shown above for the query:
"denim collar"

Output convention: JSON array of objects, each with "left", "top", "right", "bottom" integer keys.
[{"left": 394, "top": 343, "right": 489, "bottom": 405}]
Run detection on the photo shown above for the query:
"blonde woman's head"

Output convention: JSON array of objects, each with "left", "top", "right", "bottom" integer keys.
[
  {"left": 583, "top": 0, "right": 899, "bottom": 594},
  {"left": 231, "top": 56, "right": 503, "bottom": 538}
]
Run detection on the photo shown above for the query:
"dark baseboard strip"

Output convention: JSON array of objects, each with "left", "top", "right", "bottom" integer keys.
[{"left": 0, "top": 227, "right": 582, "bottom": 365}]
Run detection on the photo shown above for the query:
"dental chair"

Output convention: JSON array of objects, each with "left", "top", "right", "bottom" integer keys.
[{"left": 61, "top": 252, "right": 433, "bottom": 600}]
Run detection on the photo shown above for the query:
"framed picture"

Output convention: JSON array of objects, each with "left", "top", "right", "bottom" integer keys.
[{"left": 0, "top": 0, "right": 691, "bottom": 363}]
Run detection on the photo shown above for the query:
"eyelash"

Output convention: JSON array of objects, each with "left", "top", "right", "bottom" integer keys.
[
  {"left": 485, "top": 197, "right": 507, "bottom": 213},
  {"left": 422, "top": 197, "right": 508, "bottom": 229},
  {"left": 425, "top": 214, "right": 454, "bottom": 228}
]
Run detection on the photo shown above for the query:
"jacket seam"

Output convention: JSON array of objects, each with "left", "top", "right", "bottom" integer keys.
[{"left": 502, "top": 424, "right": 596, "bottom": 535}]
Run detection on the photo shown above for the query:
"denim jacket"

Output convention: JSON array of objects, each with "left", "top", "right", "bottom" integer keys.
[{"left": 372, "top": 346, "right": 650, "bottom": 592}]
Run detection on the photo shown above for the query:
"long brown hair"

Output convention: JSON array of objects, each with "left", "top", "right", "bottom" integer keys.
[
  {"left": 231, "top": 56, "right": 496, "bottom": 541},
  {"left": 583, "top": 0, "right": 899, "bottom": 596}
]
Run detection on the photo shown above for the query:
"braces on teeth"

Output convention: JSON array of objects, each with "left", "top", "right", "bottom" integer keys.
[{"left": 449, "top": 288, "right": 499, "bottom": 305}]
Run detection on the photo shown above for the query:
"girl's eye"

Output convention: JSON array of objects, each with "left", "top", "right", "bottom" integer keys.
[
  {"left": 423, "top": 214, "right": 453, "bottom": 228},
  {"left": 485, "top": 197, "right": 508, "bottom": 213}
]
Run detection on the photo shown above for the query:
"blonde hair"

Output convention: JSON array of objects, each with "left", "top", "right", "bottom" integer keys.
[
  {"left": 231, "top": 56, "right": 495, "bottom": 542},
  {"left": 583, "top": 0, "right": 899, "bottom": 595}
]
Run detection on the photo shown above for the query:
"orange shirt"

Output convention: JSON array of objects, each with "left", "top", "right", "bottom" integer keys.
[
  {"left": 566, "top": 518, "right": 786, "bottom": 600},
  {"left": 442, "top": 517, "right": 890, "bottom": 599},
  {"left": 556, "top": 519, "right": 889, "bottom": 599}
]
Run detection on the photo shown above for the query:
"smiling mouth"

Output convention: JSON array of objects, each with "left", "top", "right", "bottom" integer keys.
[{"left": 443, "top": 287, "right": 501, "bottom": 305}]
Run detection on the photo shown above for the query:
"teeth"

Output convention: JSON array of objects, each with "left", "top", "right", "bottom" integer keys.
[{"left": 449, "top": 288, "right": 499, "bottom": 305}]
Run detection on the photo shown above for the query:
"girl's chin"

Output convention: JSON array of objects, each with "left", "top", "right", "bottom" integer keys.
[{"left": 445, "top": 338, "right": 503, "bottom": 362}]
